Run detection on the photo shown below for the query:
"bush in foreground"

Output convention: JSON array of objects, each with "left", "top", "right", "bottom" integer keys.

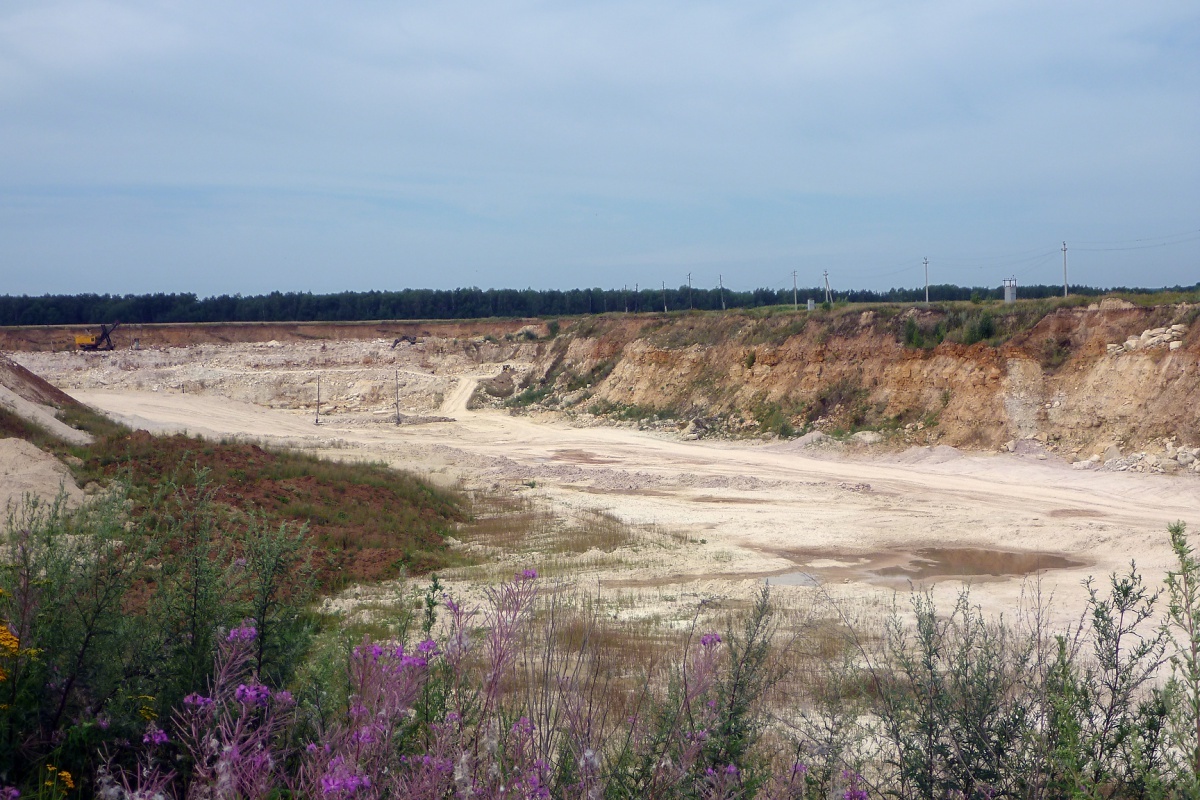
[{"left": 4, "top": 501, "right": 1200, "bottom": 798}]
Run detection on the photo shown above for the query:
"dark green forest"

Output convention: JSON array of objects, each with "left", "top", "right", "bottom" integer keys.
[{"left": 2, "top": 282, "right": 1196, "bottom": 325}]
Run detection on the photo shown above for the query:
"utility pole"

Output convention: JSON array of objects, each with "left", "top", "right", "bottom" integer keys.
[
  {"left": 792, "top": 270, "right": 798, "bottom": 311},
  {"left": 823, "top": 271, "right": 832, "bottom": 304},
  {"left": 634, "top": 283, "right": 638, "bottom": 313},
  {"left": 315, "top": 374, "right": 321, "bottom": 425},
  {"left": 623, "top": 285, "right": 628, "bottom": 313},
  {"left": 924, "top": 257, "right": 929, "bottom": 306},
  {"left": 719, "top": 274, "right": 726, "bottom": 311},
  {"left": 1062, "top": 241, "right": 1068, "bottom": 298},
  {"left": 687, "top": 272, "right": 693, "bottom": 309},
  {"left": 662, "top": 281, "right": 668, "bottom": 313}
]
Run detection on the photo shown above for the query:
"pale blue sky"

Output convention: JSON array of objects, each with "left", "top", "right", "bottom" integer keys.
[{"left": 2, "top": 1, "right": 1197, "bottom": 297}]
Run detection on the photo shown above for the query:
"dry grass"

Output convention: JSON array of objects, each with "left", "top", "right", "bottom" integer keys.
[{"left": 459, "top": 492, "right": 647, "bottom": 555}]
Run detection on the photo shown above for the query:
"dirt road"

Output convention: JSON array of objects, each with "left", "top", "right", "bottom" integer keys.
[{"left": 71, "top": 382, "right": 1200, "bottom": 624}]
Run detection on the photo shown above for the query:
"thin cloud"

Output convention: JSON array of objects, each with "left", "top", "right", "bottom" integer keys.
[{"left": 0, "top": 1, "right": 1196, "bottom": 295}]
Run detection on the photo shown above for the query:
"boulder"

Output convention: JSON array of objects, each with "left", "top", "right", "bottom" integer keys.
[
  {"left": 851, "top": 431, "right": 883, "bottom": 445},
  {"left": 794, "top": 431, "right": 828, "bottom": 447}
]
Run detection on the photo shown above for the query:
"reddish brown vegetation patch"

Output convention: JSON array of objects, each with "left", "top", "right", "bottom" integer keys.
[{"left": 85, "top": 431, "right": 468, "bottom": 589}]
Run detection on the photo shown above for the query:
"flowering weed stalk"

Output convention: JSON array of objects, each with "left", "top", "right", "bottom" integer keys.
[{"left": 170, "top": 623, "right": 293, "bottom": 800}]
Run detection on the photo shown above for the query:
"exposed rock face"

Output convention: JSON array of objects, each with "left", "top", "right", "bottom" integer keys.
[
  {"left": 515, "top": 303, "right": 1199, "bottom": 454},
  {"left": 3, "top": 302, "right": 1197, "bottom": 457}
]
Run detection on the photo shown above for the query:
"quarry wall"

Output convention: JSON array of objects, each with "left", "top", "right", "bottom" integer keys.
[{"left": 2, "top": 300, "right": 1198, "bottom": 459}]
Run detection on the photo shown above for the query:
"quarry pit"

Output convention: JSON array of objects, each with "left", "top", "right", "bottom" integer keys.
[{"left": 5, "top": 303, "right": 1200, "bottom": 627}]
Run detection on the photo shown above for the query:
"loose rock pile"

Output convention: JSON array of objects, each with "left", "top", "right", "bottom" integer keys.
[
  {"left": 1106, "top": 324, "right": 1187, "bottom": 355},
  {"left": 1072, "top": 441, "right": 1200, "bottom": 474}
]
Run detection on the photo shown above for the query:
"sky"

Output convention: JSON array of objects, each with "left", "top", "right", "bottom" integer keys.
[{"left": 1, "top": 1, "right": 1197, "bottom": 298}]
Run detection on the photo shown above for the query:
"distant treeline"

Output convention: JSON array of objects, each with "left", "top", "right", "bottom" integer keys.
[{"left": 1, "top": 283, "right": 1196, "bottom": 325}]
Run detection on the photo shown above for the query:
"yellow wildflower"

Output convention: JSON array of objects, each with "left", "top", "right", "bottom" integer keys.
[
  {"left": 0, "top": 626, "right": 19, "bottom": 656},
  {"left": 59, "top": 770, "right": 74, "bottom": 790},
  {"left": 136, "top": 694, "right": 157, "bottom": 721}
]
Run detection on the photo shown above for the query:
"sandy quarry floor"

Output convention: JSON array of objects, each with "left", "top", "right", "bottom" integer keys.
[
  {"left": 51, "top": 381, "right": 1196, "bottom": 630},
  {"left": 10, "top": 340, "right": 1200, "bottom": 629}
]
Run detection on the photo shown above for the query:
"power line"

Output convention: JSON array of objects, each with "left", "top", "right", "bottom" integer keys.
[
  {"left": 1071, "top": 228, "right": 1200, "bottom": 247},
  {"left": 1073, "top": 232, "right": 1200, "bottom": 252}
]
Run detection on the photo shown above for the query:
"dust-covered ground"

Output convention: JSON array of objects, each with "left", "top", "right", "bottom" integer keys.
[{"left": 12, "top": 340, "right": 1200, "bottom": 628}]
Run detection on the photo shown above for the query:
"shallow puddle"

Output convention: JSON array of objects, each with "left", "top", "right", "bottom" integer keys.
[
  {"left": 763, "top": 571, "right": 820, "bottom": 587},
  {"left": 874, "top": 547, "right": 1082, "bottom": 579},
  {"left": 765, "top": 546, "right": 1085, "bottom": 587}
]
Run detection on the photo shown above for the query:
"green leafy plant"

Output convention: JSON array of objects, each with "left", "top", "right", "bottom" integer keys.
[{"left": 1166, "top": 521, "right": 1200, "bottom": 793}]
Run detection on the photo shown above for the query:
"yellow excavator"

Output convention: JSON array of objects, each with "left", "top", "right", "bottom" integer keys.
[{"left": 74, "top": 321, "right": 120, "bottom": 351}]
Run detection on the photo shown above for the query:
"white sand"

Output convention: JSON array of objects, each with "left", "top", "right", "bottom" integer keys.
[
  {"left": 0, "top": 437, "right": 84, "bottom": 515},
  {"left": 70, "top": 379, "right": 1200, "bottom": 626}
]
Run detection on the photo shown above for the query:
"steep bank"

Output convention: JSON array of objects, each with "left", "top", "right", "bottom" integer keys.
[
  {"left": 497, "top": 299, "right": 1200, "bottom": 461},
  {"left": 4, "top": 298, "right": 1198, "bottom": 461}
]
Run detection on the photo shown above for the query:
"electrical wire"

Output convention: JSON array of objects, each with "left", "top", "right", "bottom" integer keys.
[{"left": 1072, "top": 229, "right": 1200, "bottom": 252}]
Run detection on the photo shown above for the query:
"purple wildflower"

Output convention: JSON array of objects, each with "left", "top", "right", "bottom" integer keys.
[
  {"left": 0, "top": 786, "right": 19, "bottom": 800},
  {"left": 842, "top": 770, "right": 868, "bottom": 800},
  {"left": 234, "top": 683, "right": 272, "bottom": 707},
  {"left": 700, "top": 632, "right": 722, "bottom": 647},
  {"left": 519, "top": 568, "right": 538, "bottom": 580},
  {"left": 320, "top": 773, "right": 371, "bottom": 796},
  {"left": 226, "top": 624, "right": 257, "bottom": 643},
  {"left": 183, "top": 693, "right": 215, "bottom": 708},
  {"left": 417, "top": 638, "right": 439, "bottom": 656},
  {"left": 142, "top": 725, "right": 169, "bottom": 747}
]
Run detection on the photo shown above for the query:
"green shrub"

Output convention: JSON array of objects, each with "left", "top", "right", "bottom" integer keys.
[
  {"left": 0, "top": 472, "right": 318, "bottom": 791},
  {"left": 1166, "top": 521, "right": 1200, "bottom": 793}
]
